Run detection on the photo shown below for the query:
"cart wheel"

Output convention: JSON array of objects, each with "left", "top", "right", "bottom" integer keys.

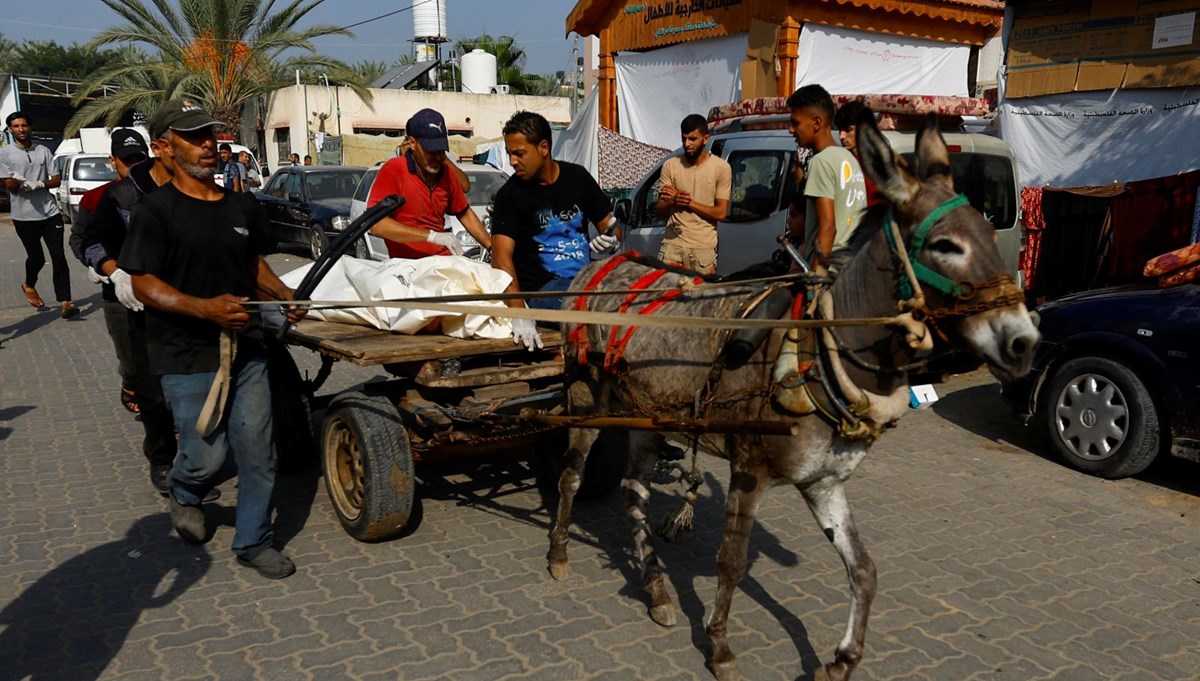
[
  {"left": 266, "top": 340, "right": 317, "bottom": 475},
  {"left": 321, "top": 391, "right": 416, "bottom": 542},
  {"left": 538, "top": 429, "right": 629, "bottom": 501}
]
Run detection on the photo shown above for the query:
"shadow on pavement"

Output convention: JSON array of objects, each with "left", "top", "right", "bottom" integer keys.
[
  {"left": 0, "top": 404, "right": 35, "bottom": 442},
  {"left": 0, "top": 514, "right": 211, "bottom": 680},
  {"left": 0, "top": 292, "right": 102, "bottom": 344}
]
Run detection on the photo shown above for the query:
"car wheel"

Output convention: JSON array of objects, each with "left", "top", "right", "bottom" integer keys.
[
  {"left": 1044, "top": 356, "right": 1161, "bottom": 479},
  {"left": 309, "top": 225, "right": 329, "bottom": 260}
]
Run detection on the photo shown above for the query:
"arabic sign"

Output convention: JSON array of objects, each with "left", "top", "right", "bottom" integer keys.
[
  {"left": 610, "top": 0, "right": 782, "bottom": 50},
  {"left": 1153, "top": 11, "right": 1195, "bottom": 49}
]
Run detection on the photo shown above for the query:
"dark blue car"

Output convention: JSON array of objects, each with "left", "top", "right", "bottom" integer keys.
[{"left": 1001, "top": 282, "right": 1200, "bottom": 478}]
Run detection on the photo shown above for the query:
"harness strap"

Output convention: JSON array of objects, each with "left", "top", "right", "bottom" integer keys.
[
  {"left": 604, "top": 268, "right": 672, "bottom": 372},
  {"left": 886, "top": 194, "right": 971, "bottom": 300},
  {"left": 568, "top": 252, "right": 635, "bottom": 366},
  {"left": 604, "top": 279, "right": 699, "bottom": 373},
  {"left": 196, "top": 329, "right": 237, "bottom": 437}
]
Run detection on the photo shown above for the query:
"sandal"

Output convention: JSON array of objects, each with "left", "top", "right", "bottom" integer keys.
[
  {"left": 21, "top": 284, "right": 45, "bottom": 309},
  {"left": 60, "top": 302, "right": 80, "bottom": 319},
  {"left": 121, "top": 386, "right": 141, "bottom": 414}
]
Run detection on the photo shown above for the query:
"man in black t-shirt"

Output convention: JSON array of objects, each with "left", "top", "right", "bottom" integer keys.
[
  {"left": 119, "top": 99, "right": 302, "bottom": 580},
  {"left": 491, "top": 111, "right": 620, "bottom": 350}
]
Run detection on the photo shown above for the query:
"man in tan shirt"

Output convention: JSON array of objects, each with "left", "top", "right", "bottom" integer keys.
[{"left": 655, "top": 114, "right": 732, "bottom": 274}]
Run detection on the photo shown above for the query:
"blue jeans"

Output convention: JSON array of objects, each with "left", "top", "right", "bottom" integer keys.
[
  {"left": 160, "top": 357, "right": 276, "bottom": 557},
  {"left": 526, "top": 276, "right": 574, "bottom": 327}
]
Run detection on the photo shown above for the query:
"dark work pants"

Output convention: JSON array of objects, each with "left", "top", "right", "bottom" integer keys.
[
  {"left": 128, "top": 311, "right": 177, "bottom": 467},
  {"left": 13, "top": 216, "right": 72, "bottom": 302},
  {"left": 101, "top": 301, "right": 137, "bottom": 386}
]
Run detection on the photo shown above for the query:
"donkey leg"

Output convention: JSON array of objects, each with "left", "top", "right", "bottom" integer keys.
[
  {"left": 547, "top": 426, "right": 601, "bottom": 581},
  {"left": 800, "top": 481, "right": 877, "bottom": 681},
  {"left": 706, "top": 465, "right": 770, "bottom": 681},
  {"left": 624, "top": 430, "right": 676, "bottom": 627}
]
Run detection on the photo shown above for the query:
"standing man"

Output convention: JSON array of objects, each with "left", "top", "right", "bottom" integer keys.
[
  {"left": 302, "top": 154, "right": 313, "bottom": 166},
  {"left": 656, "top": 114, "right": 731, "bottom": 275},
  {"left": 787, "top": 85, "right": 867, "bottom": 274},
  {"left": 366, "top": 108, "right": 490, "bottom": 258},
  {"left": 218, "top": 143, "right": 245, "bottom": 193},
  {"left": 239, "top": 150, "right": 261, "bottom": 191},
  {"left": 119, "top": 99, "right": 300, "bottom": 579},
  {"left": 490, "top": 111, "right": 620, "bottom": 351},
  {"left": 289, "top": 152, "right": 301, "bottom": 167},
  {"left": 1, "top": 111, "right": 78, "bottom": 318},
  {"left": 834, "top": 101, "right": 887, "bottom": 209}
]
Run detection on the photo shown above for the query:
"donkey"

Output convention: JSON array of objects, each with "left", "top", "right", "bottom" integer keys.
[{"left": 546, "top": 113, "right": 1040, "bottom": 681}]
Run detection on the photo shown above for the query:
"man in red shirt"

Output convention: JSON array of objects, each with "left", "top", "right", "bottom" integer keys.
[{"left": 366, "top": 108, "right": 491, "bottom": 258}]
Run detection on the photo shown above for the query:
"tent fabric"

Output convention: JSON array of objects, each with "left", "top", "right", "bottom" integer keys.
[
  {"left": 555, "top": 87, "right": 599, "bottom": 177},
  {"left": 614, "top": 33, "right": 745, "bottom": 149},
  {"left": 279, "top": 255, "right": 514, "bottom": 339},
  {"left": 597, "top": 127, "right": 669, "bottom": 191},
  {"left": 1000, "top": 87, "right": 1200, "bottom": 188},
  {"left": 794, "top": 24, "right": 969, "bottom": 97}
]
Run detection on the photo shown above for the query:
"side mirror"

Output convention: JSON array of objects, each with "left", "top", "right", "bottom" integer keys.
[
  {"left": 613, "top": 198, "right": 632, "bottom": 224},
  {"left": 287, "top": 192, "right": 303, "bottom": 204}
]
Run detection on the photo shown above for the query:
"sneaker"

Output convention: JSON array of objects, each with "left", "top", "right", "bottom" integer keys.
[
  {"left": 237, "top": 547, "right": 296, "bottom": 580},
  {"left": 169, "top": 495, "right": 207, "bottom": 544},
  {"left": 151, "top": 467, "right": 220, "bottom": 501}
]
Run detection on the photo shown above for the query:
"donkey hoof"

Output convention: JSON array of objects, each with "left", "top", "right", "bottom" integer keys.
[
  {"left": 648, "top": 603, "right": 677, "bottom": 627},
  {"left": 548, "top": 562, "right": 571, "bottom": 581},
  {"left": 709, "top": 659, "right": 738, "bottom": 681}
]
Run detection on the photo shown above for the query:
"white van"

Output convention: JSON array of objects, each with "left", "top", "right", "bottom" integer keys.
[
  {"left": 54, "top": 153, "right": 118, "bottom": 223},
  {"left": 617, "top": 117, "right": 1022, "bottom": 283}
]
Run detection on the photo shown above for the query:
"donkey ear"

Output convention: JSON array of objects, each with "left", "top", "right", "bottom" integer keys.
[
  {"left": 915, "top": 114, "right": 953, "bottom": 190},
  {"left": 854, "top": 109, "right": 919, "bottom": 206}
]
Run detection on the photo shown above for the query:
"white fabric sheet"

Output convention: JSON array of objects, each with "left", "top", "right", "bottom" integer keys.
[
  {"left": 795, "top": 24, "right": 969, "bottom": 97},
  {"left": 279, "top": 255, "right": 514, "bottom": 339},
  {"left": 554, "top": 86, "right": 599, "bottom": 177},
  {"left": 615, "top": 33, "right": 745, "bottom": 149},
  {"left": 1000, "top": 87, "right": 1200, "bottom": 188}
]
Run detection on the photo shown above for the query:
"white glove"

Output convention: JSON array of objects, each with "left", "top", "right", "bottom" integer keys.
[
  {"left": 8, "top": 171, "right": 25, "bottom": 183},
  {"left": 87, "top": 268, "right": 110, "bottom": 285},
  {"left": 426, "top": 230, "right": 464, "bottom": 256},
  {"left": 589, "top": 232, "right": 618, "bottom": 254},
  {"left": 511, "top": 317, "right": 544, "bottom": 351},
  {"left": 110, "top": 268, "right": 144, "bottom": 311},
  {"left": 20, "top": 179, "right": 44, "bottom": 192}
]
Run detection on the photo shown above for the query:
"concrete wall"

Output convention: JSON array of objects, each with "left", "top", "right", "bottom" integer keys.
[{"left": 254, "top": 84, "right": 572, "bottom": 170}]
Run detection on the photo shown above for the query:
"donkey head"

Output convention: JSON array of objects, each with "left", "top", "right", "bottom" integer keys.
[{"left": 855, "top": 112, "right": 1039, "bottom": 382}]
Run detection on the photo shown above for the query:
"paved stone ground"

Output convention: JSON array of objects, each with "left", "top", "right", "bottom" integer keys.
[{"left": 1, "top": 215, "right": 1198, "bottom": 681}]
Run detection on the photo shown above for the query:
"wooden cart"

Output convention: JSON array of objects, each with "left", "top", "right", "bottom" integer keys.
[{"left": 268, "top": 319, "right": 626, "bottom": 542}]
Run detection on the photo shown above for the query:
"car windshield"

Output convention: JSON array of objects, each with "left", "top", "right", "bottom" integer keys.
[
  {"left": 305, "top": 170, "right": 365, "bottom": 201},
  {"left": 900, "top": 152, "right": 1016, "bottom": 230},
  {"left": 465, "top": 170, "right": 507, "bottom": 206},
  {"left": 73, "top": 157, "right": 117, "bottom": 182}
]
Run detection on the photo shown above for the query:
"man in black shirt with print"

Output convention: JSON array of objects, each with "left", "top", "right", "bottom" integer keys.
[
  {"left": 120, "top": 99, "right": 301, "bottom": 580},
  {"left": 490, "top": 111, "right": 620, "bottom": 351}
]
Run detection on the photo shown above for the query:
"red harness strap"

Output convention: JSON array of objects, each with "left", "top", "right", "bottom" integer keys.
[
  {"left": 567, "top": 252, "right": 634, "bottom": 365},
  {"left": 604, "top": 273, "right": 704, "bottom": 373}
]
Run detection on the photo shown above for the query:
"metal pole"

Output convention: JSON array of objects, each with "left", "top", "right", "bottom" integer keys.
[{"left": 520, "top": 411, "right": 802, "bottom": 436}]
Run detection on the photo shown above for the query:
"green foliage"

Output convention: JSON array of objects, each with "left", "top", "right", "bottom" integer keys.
[
  {"left": 351, "top": 60, "right": 390, "bottom": 84},
  {"left": 0, "top": 35, "right": 128, "bottom": 79},
  {"left": 66, "top": 0, "right": 372, "bottom": 139},
  {"left": 453, "top": 33, "right": 531, "bottom": 94}
]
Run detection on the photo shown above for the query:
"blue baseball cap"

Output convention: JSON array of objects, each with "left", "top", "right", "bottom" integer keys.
[{"left": 406, "top": 108, "right": 449, "bottom": 153}]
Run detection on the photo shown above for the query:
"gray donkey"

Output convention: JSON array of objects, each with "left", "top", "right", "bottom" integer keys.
[{"left": 547, "top": 113, "right": 1040, "bottom": 681}]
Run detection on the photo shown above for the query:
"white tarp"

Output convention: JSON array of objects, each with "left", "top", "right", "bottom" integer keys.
[
  {"left": 554, "top": 86, "right": 599, "bottom": 176},
  {"left": 479, "top": 140, "right": 514, "bottom": 175},
  {"left": 615, "top": 33, "right": 745, "bottom": 149},
  {"left": 795, "top": 24, "right": 969, "bottom": 97},
  {"left": 1000, "top": 87, "right": 1200, "bottom": 188},
  {"left": 279, "top": 255, "right": 514, "bottom": 339}
]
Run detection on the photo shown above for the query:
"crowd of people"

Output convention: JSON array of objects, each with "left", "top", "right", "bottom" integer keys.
[{"left": 2, "top": 83, "right": 872, "bottom": 580}]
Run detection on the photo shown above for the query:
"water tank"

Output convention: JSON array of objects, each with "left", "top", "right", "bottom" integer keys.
[
  {"left": 461, "top": 49, "right": 498, "bottom": 94},
  {"left": 412, "top": 0, "right": 447, "bottom": 41}
]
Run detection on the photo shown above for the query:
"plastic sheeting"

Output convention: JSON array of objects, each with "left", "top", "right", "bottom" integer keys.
[
  {"left": 554, "top": 86, "right": 599, "bottom": 177},
  {"left": 614, "top": 33, "right": 745, "bottom": 149},
  {"left": 1000, "top": 87, "right": 1200, "bottom": 188},
  {"left": 279, "top": 255, "right": 514, "bottom": 339},
  {"left": 795, "top": 24, "right": 969, "bottom": 97}
]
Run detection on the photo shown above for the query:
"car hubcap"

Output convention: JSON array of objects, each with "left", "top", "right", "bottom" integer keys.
[
  {"left": 310, "top": 230, "right": 322, "bottom": 259},
  {"left": 1054, "top": 374, "right": 1128, "bottom": 460},
  {"left": 325, "top": 417, "right": 365, "bottom": 521}
]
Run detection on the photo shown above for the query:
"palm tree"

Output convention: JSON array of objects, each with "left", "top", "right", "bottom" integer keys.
[
  {"left": 454, "top": 34, "right": 530, "bottom": 94},
  {"left": 66, "top": 0, "right": 371, "bottom": 138}
]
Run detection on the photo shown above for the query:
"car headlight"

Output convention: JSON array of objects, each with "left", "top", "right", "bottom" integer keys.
[{"left": 331, "top": 215, "right": 351, "bottom": 231}]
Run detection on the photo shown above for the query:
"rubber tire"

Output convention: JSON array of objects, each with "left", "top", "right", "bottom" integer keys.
[
  {"left": 321, "top": 392, "right": 416, "bottom": 542},
  {"left": 266, "top": 340, "right": 318, "bottom": 475},
  {"left": 1044, "top": 356, "right": 1161, "bottom": 479},
  {"left": 309, "top": 224, "right": 329, "bottom": 261},
  {"left": 538, "top": 429, "right": 629, "bottom": 501}
]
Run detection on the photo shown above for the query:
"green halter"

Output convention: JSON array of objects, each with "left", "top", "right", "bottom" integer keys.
[{"left": 884, "top": 194, "right": 971, "bottom": 300}]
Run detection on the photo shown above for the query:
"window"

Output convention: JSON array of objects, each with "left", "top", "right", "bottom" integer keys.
[
  {"left": 273, "top": 128, "right": 290, "bottom": 166},
  {"left": 306, "top": 171, "right": 365, "bottom": 201},
  {"left": 464, "top": 170, "right": 507, "bottom": 206},
  {"left": 283, "top": 173, "right": 302, "bottom": 200},
  {"left": 632, "top": 166, "right": 664, "bottom": 227},
  {"left": 264, "top": 172, "right": 288, "bottom": 199},
  {"left": 353, "top": 169, "right": 378, "bottom": 203},
  {"left": 900, "top": 152, "right": 1017, "bottom": 230},
  {"left": 73, "top": 157, "right": 117, "bottom": 182},
  {"left": 725, "top": 150, "right": 787, "bottom": 223}
]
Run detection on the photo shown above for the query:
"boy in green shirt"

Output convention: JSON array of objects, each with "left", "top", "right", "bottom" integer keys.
[{"left": 785, "top": 84, "right": 867, "bottom": 274}]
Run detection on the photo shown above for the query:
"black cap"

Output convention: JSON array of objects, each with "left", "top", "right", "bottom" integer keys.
[
  {"left": 148, "top": 98, "right": 222, "bottom": 139},
  {"left": 110, "top": 129, "right": 149, "bottom": 159},
  {"left": 405, "top": 108, "right": 449, "bottom": 153}
]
